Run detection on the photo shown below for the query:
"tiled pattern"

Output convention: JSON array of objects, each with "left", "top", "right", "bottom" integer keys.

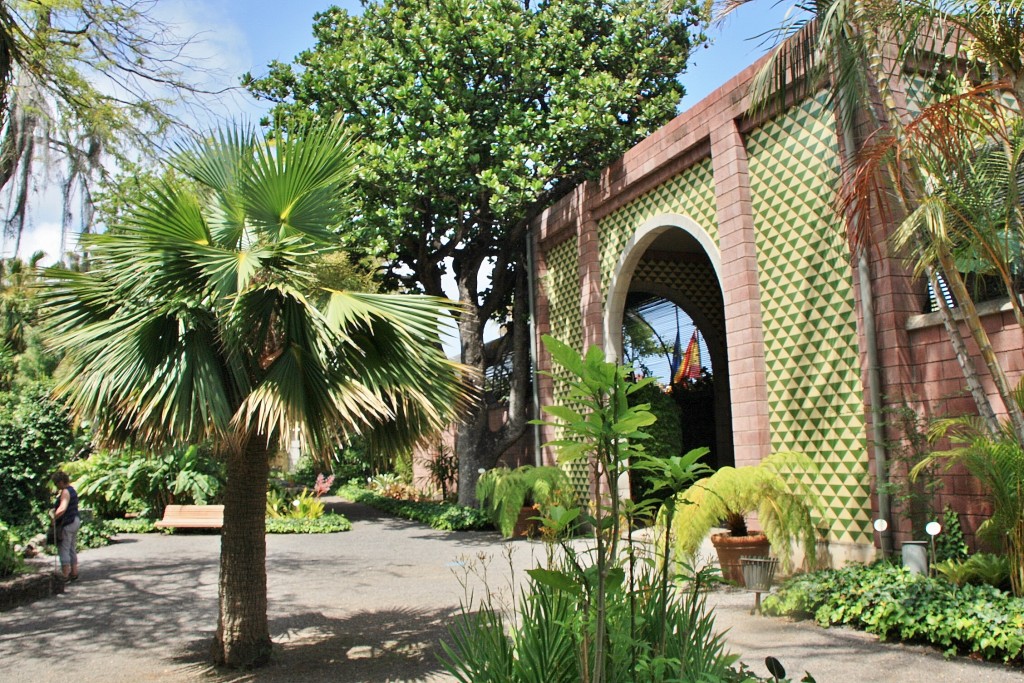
[
  {"left": 632, "top": 258, "right": 725, "bottom": 342},
  {"left": 746, "top": 93, "right": 871, "bottom": 546},
  {"left": 597, "top": 159, "right": 718, "bottom": 300},
  {"left": 539, "top": 237, "right": 590, "bottom": 499}
]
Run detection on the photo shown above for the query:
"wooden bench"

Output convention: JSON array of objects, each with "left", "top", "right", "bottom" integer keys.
[{"left": 154, "top": 504, "right": 224, "bottom": 529}]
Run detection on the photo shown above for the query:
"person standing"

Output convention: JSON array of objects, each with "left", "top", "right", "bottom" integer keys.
[{"left": 49, "top": 471, "right": 80, "bottom": 582}]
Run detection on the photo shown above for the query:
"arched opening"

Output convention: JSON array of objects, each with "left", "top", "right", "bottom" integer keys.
[{"left": 606, "top": 215, "right": 733, "bottom": 471}]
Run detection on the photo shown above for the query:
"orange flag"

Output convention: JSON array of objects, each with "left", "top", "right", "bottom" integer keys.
[{"left": 673, "top": 331, "right": 701, "bottom": 384}]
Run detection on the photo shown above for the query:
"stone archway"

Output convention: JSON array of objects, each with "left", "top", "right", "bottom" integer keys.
[{"left": 604, "top": 213, "right": 733, "bottom": 469}]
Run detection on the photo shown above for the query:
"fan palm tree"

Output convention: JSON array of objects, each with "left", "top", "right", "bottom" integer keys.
[{"left": 41, "top": 121, "right": 475, "bottom": 668}]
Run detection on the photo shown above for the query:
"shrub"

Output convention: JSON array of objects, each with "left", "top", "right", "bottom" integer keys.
[
  {"left": 264, "top": 514, "right": 351, "bottom": 534},
  {"left": 476, "top": 465, "right": 577, "bottom": 538},
  {"left": 338, "top": 483, "right": 491, "bottom": 531},
  {"left": 762, "top": 562, "right": 1024, "bottom": 663},
  {"left": 934, "top": 505, "right": 970, "bottom": 562},
  {"left": 74, "top": 445, "right": 224, "bottom": 519},
  {"left": 0, "top": 382, "right": 80, "bottom": 526},
  {"left": 104, "top": 517, "right": 157, "bottom": 534},
  {"left": 0, "top": 521, "right": 25, "bottom": 578},
  {"left": 934, "top": 553, "right": 1011, "bottom": 591}
]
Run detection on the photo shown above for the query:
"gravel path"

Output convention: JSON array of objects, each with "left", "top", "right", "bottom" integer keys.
[{"left": 1, "top": 499, "right": 1021, "bottom": 682}]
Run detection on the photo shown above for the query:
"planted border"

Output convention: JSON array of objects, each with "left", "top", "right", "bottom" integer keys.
[
  {"left": 338, "top": 483, "right": 492, "bottom": 531},
  {"left": 762, "top": 563, "right": 1024, "bottom": 663}
]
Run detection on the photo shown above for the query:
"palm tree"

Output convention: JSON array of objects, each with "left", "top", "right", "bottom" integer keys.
[
  {"left": 913, "top": 386, "right": 1024, "bottom": 595},
  {"left": 719, "top": 0, "right": 1024, "bottom": 441},
  {"left": 41, "top": 121, "right": 475, "bottom": 668}
]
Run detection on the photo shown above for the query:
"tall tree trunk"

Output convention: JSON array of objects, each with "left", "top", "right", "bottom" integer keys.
[
  {"left": 454, "top": 258, "right": 532, "bottom": 506},
  {"left": 212, "top": 433, "right": 273, "bottom": 668}
]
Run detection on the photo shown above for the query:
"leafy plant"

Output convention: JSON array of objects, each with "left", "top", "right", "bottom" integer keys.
[
  {"left": 0, "top": 521, "right": 25, "bottom": 578},
  {"left": 363, "top": 472, "right": 424, "bottom": 501},
  {"left": 74, "top": 445, "right": 224, "bottom": 520},
  {"left": 763, "top": 562, "right": 1024, "bottom": 664},
  {"left": 0, "top": 382, "right": 80, "bottom": 526},
  {"left": 934, "top": 553, "right": 1011, "bottom": 591},
  {"left": 670, "top": 452, "right": 821, "bottom": 572},
  {"left": 934, "top": 505, "right": 970, "bottom": 563},
  {"left": 443, "top": 337, "right": 735, "bottom": 682},
  {"left": 476, "top": 465, "right": 576, "bottom": 538},
  {"left": 104, "top": 517, "right": 157, "bottom": 534},
  {"left": 267, "top": 487, "right": 328, "bottom": 520},
  {"left": 913, "top": 391, "right": 1024, "bottom": 595},
  {"left": 419, "top": 439, "right": 459, "bottom": 501},
  {"left": 264, "top": 514, "right": 351, "bottom": 534}
]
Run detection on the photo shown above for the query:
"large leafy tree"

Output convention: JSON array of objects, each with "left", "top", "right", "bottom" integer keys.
[
  {"left": 42, "top": 121, "right": 473, "bottom": 668},
  {"left": 245, "top": 0, "right": 709, "bottom": 504}
]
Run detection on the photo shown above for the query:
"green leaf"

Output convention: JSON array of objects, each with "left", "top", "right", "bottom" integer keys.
[{"left": 527, "top": 568, "right": 582, "bottom": 596}]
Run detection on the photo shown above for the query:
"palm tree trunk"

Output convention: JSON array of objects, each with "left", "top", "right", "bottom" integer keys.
[
  {"left": 862, "top": 28, "right": 1013, "bottom": 438},
  {"left": 212, "top": 434, "right": 273, "bottom": 668}
]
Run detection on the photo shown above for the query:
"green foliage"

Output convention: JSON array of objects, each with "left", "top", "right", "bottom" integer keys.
[
  {"left": 445, "top": 337, "right": 735, "bottom": 682},
  {"left": 935, "top": 505, "right": 970, "bottom": 563},
  {"left": 75, "top": 519, "right": 113, "bottom": 550},
  {"left": 264, "top": 514, "right": 351, "bottom": 534},
  {"left": 934, "top": 553, "right": 1011, "bottom": 591},
  {"left": 670, "top": 452, "right": 821, "bottom": 573},
  {"left": 0, "top": 382, "right": 80, "bottom": 526},
  {"left": 246, "top": 0, "right": 707, "bottom": 250},
  {"left": 0, "top": 521, "right": 25, "bottom": 578},
  {"left": 266, "top": 488, "right": 325, "bottom": 520},
  {"left": 339, "top": 483, "right": 492, "bottom": 531},
  {"left": 442, "top": 564, "right": 738, "bottom": 683},
  {"left": 626, "top": 381, "right": 682, "bottom": 510},
  {"left": 762, "top": 563, "right": 1024, "bottom": 663},
  {"left": 103, "top": 517, "right": 157, "bottom": 534},
  {"left": 914, "top": 398, "right": 1024, "bottom": 595},
  {"left": 476, "top": 465, "right": 576, "bottom": 538},
  {"left": 73, "top": 445, "right": 225, "bottom": 520}
]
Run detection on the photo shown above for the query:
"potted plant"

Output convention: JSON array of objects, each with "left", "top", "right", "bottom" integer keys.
[
  {"left": 670, "top": 451, "right": 820, "bottom": 585},
  {"left": 476, "top": 465, "right": 576, "bottom": 538}
]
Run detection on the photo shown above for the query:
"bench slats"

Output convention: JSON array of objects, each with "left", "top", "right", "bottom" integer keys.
[{"left": 154, "top": 504, "right": 225, "bottom": 529}]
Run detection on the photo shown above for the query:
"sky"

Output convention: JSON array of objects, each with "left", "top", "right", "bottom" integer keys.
[{"left": 10, "top": 0, "right": 793, "bottom": 262}]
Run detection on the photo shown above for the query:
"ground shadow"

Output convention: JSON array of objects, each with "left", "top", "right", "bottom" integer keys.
[{"left": 169, "top": 606, "right": 457, "bottom": 683}]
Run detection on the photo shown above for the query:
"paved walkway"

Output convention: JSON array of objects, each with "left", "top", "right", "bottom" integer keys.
[{"left": 0, "top": 500, "right": 1021, "bottom": 682}]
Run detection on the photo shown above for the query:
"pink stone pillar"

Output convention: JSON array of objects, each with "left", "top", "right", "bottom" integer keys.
[{"left": 711, "top": 118, "right": 772, "bottom": 466}]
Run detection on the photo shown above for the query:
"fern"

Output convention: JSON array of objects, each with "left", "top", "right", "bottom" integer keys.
[
  {"left": 476, "top": 465, "right": 575, "bottom": 538},
  {"left": 670, "top": 451, "right": 821, "bottom": 573}
]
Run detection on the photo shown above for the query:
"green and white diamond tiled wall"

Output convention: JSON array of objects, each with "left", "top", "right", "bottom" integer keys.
[
  {"left": 745, "top": 94, "right": 871, "bottom": 546},
  {"left": 531, "top": 51, "right": 1023, "bottom": 558}
]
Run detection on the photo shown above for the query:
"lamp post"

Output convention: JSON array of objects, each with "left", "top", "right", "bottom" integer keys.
[
  {"left": 926, "top": 521, "right": 941, "bottom": 573},
  {"left": 873, "top": 518, "right": 889, "bottom": 558}
]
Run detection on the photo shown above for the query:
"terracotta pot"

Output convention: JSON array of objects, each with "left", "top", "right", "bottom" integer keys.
[
  {"left": 512, "top": 506, "right": 541, "bottom": 538},
  {"left": 710, "top": 532, "right": 770, "bottom": 585}
]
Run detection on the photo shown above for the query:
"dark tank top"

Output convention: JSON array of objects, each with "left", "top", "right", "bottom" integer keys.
[{"left": 54, "top": 486, "right": 79, "bottom": 526}]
